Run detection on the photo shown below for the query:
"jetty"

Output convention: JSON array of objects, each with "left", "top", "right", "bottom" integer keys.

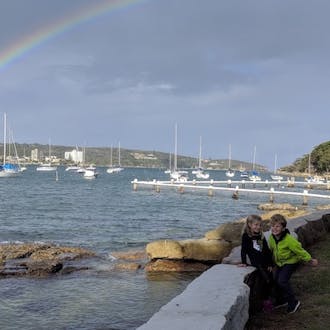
[{"left": 131, "top": 178, "right": 330, "bottom": 205}]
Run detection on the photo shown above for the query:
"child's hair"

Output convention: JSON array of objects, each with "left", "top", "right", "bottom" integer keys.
[
  {"left": 243, "top": 214, "right": 263, "bottom": 237},
  {"left": 270, "top": 213, "right": 287, "bottom": 227}
]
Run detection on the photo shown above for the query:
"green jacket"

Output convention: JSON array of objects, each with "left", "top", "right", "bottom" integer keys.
[{"left": 268, "top": 230, "right": 311, "bottom": 267}]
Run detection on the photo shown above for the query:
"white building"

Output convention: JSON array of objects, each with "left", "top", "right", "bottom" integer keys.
[{"left": 64, "top": 149, "right": 83, "bottom": 163}]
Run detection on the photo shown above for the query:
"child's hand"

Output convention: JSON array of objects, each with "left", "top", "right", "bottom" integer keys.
[
  {"left": 309, "top": 258, "right": 318, "bottom": 266},
  {"left": 237, "top": 263, "right": 247, "bottom": 267},
  {"left": 267, "top": 266, "right": 273, "bottom": 272}
]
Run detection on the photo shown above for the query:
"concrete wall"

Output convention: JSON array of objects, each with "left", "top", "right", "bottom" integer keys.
[{"left": 137, "top": 264, "right": 254, "bottom": 330}]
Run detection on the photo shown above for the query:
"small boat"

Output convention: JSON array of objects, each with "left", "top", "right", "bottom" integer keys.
[
  {"left": 240, "top": 171, "right": 249, "bottom": 179},
  {"left": 195, "top": 169, "right": 210, "bottom": 179},
  {"left": 36, "top": 140, "right": 57, "bottom": 172},
  {"left": 270, "top": 154, "right": 283, "bottom": 181},
  {"left": 83, "top": 169, "right": 98, "bottom": 179},
  {"left": 36, "top": 163, "right": 57, "bottom": 172},
  {"left": 0, "top": 113, "right": 21, "bottom": 177},
  {"left": 106, "top": 142, "right": 123, "bottom": 174},
  {"left": 192, "top": 136, "right": 210, "bottom": 179},
  {"left": 225, "top": 144, "right": 235, "bottom": 178},
  {"left": 249, "top": 170, "right": 261, "bottom": 181}
]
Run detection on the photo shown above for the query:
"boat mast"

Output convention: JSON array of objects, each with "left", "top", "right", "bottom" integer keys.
[
  {"left": 3, "top": 112, "right": 6, "bottom": 165},
  {"left": 174, "top": 123, "right": 178, "bottom": 171},
  {"left": 198, "top": 136, "right": 202, "bottom": 168},
  {"left": 228, "top": 144, "right": 232, "bottom": 169}
]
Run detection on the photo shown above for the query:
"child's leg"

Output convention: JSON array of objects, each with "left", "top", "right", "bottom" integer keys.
[{"left": 275, "top": 264, "right": 298, "bottom": 307}]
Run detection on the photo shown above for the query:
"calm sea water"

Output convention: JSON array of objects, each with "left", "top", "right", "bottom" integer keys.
[{"left": 0, "top": 167, "right": 327, "bottom": 329}]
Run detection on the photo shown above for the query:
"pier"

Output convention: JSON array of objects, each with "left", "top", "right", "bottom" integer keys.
[{"left": 131, "top": 179, "right": 330, "bottom": 205}]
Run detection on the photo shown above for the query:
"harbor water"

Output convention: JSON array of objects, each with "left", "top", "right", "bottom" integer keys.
[{"left": 0, "top": 167, "right": 327, "bottom": 329}]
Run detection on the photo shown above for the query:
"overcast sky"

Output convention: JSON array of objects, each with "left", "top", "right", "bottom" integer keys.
[{"left": 0, "top": 0, "right": 329, "bottom": 169}]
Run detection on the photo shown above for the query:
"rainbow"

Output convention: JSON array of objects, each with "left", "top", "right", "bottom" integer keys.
[{"left": 0, "top": 0, "right": 146, "bottom": 71}]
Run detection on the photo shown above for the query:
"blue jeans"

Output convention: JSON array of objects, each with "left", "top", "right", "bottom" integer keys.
[{"left": 274, "top": 263, "right": 299, "bottom": 306}]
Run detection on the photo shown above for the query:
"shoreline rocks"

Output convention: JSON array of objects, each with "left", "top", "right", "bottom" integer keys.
[{"left": 0, "top": 243, "right": 95, "bottom": 278}]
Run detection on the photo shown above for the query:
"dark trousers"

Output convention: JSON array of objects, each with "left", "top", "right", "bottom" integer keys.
[{"left": 273, "top": 263, "right": 298, "bottom": 306}]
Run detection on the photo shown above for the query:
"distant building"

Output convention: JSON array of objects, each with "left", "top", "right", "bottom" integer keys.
[
  {"left": 31, "top": 149, "right": 39, "bottom": 162},
  {"left": 64, "top": 149, "right": 83, "bottom": 163}
]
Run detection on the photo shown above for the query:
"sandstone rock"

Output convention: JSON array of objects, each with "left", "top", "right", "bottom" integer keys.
[
  {"left": 113, "top": 262, "right": 143, "bottom": 271},
  {"left": 205, "top": 222, "right": 244, "bottom": 245},
  {"left": 145, "top": 259, "right": 210, "bottom": 272},
  {"left": 258, "top": 203, "right": 298, "bottom": 211},
  {"left": 30, "top": 246, "right": 95, "bottom": 261},
  {"left": 0, "top": 243, "right": 95, "bottom": 278},
  {"left": 180, "top": 238, "right": 231, "bottom": 262},
  {"left": 146, "top": 240, "right": 184, "bottom": 260}
]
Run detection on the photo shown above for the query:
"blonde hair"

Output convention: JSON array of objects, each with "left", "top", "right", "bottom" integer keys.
[
  {"left": 270, "top": 213, "right": 287, "bottom": 227},
  {"left": 243, "top": 214, "right": 263, "bottom": 237}
]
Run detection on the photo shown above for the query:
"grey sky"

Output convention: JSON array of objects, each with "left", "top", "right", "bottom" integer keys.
[{"left": 0, "top": 0, "right": 329, "bottom": 169}]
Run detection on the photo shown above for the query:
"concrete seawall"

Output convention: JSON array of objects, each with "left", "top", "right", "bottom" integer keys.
[{"left": 138, "top": 211, "right": 330, "bottom": 330}]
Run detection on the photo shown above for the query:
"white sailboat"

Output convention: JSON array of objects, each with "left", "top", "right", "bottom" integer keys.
[
  {"left": 106, "top": 142, "right": 123, "bottom": 173},
  {"left": 270, "top": 154, "right": 283, "bottom": 181},
  {"left": 192, "top": 136, "right": 209, "bottom": 179},
  {"left": 225, "top": 144, "right": 235, "bottom": 178},
  {"left": 36, "top": 140, "right": 57, "bottom": 171},
  {"left": 0, "top": 113, "right": 21, "bottom": 177},
  {"left": 249, "top": 145, "right": 261, "bottom": 181},
  {"left": 169, "top": 123, "right": 188, "bottom": 182}
]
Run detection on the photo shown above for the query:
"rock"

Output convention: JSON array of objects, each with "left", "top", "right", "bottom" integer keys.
[
  {"left": 180, "top": 238, "right": 231, "bottom": 262},
  {"left": 145, "top": 259, "right": 210, "bottom": 272},
  {"left": 113, "top": 262, "right": 143, "bottom": 271},
  {"left": 146, "top": 240, "right": 184, "bottom": 260},
  {"left": 295, "top": 218, "right": 327, "bottom": 247},
  {"left": 258, "top": 203, "right": 298, "bottom": 211},
  {"left": 30, "top": 246, "right": 95, "bottom": 261},
  {"left": 26, "top": 260, "right": 63, "bottom": 277},
  {"left": 205, "top": 222, "right": 244, "bottom": 245},
  {"left": 0, "top": 243, "right": 95, "bottom": 278}
]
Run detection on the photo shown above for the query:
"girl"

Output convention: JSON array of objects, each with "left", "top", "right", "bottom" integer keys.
[
  {"left": 239, "top": 214, "right": 273, "bottom": 272},
  {"left": 239, "top": 214, "right": 274, "bottom": 311},
  {"left": 268, "top": 214, "right": 318, "bottom": 314}
]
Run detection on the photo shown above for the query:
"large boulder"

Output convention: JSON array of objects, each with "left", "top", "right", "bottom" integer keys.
[
  {"left": 205, "top": 222, "right": 244, "bottom": 245},
  {"left": 146, "top": 238, "right": 231, "bottom": 263},
  {"left": 180, "top": 238, "right": 231, "bottom": 262},
  {"left": 146, "top": 240, "right": 184, "bottom": 260}
]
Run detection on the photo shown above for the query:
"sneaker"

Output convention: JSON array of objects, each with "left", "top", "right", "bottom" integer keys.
[
  {"left": 287, "top": 300, "right": 301, "bottom": 314},
  {"left": 273, "top": 301, "right": 288, "bottom": 309}
]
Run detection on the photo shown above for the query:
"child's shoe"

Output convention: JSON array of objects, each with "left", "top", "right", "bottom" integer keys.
[{"left": 287, "top": 300, "right": 301, "bottom": 314}]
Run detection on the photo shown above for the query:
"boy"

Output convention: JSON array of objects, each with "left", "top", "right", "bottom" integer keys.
[{"left": 268, "top": 214, "right": 318, "bottom": 314}]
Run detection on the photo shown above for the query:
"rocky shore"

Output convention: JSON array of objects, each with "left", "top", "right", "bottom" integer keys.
[{"left": 1, "top": 203, "right": 322, "bottom": 278}]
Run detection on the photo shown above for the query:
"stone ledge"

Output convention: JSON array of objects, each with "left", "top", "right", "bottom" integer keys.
[{"left": 137, "top": 264, "right": 254, "bottom": 330}]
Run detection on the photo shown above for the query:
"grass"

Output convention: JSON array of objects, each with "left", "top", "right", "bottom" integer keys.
[{"left": 245, "top": 233, "right": 330, "bottom": 330}]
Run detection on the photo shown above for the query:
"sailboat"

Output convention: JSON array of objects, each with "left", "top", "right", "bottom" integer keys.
[
  {"left": 192, "top": 136, "right": 209, "bottom": 179},
  {"left": 225, "top": 144, "right": 235, "bottom": 178},
  {"left": 36, "top": 139, "right": 57, "bottom": 171},
  {"left": 249, "top": 145, "right": 261, "bottom": 181},
  {"left": 164, "top": 152, "right": 172, "bottom": 174},
  {"left": 270, "top": 154, "right": 283, "bottom": 181},
  {"left": 106, "top": 142, "right": 123, "bottom": 173},
  {"left": 169, "top": 123, "right": 188, "bottom": 182},
  {"left": 0, "top": 113, "right": 21, "bottom": 177}
]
